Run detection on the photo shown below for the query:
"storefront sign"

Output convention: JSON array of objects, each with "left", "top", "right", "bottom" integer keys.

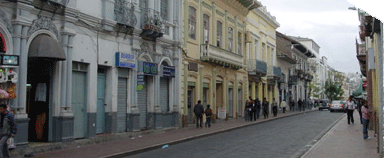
[
  {"left": 0, "top": 55, "right": 19, "bottom": 66},
  {"left": 161, "top": 66, "right": 175, "bottom": 77},
  {"left": 138, "top": 61, "right": 158, "bottom": 76},
  {"left": 115, "top": 52, "right": 135, "bottom": 68}
]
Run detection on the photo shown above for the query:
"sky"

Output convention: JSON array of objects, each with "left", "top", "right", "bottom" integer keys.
[{"left": 258, "top": 0, "right": 366, "bottom": 74}]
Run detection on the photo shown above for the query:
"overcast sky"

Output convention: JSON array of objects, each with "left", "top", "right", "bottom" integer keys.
[{"left": 258, "top": 0, "right": 363, "bottom": 74}]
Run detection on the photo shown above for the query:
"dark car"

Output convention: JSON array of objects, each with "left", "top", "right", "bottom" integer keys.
[{"left": 318, "top": 99, "right": 330, "bottom": 111}]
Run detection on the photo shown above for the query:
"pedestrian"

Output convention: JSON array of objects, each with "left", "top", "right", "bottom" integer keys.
[
  {"left": 249, "top": 99, "right": 257, "bottom": 121},
  {"left": 302, "top": 99, "right": 305, "bottom": 111},
  {"left": 357, "top": 99, "right": 363, "bottom": 124},
  {"left": 262, "top": 98, "right": 269, "bottom": 119},
  {"left": 345, "top": 96, "right": 356, "bottom": 124},
  {"left": 245, "top": 97, "right": 253, "bottom": 121},
  {"left": 361, "top": 100, "right": 372, "bottom": 139},
  {"left": 194, "top": 100, "right": 204, "bottom": 128},
  {"left": 0, "top": 104, "right": 17, "bottom": 158},
  {"left": 272, "top": 98, "right": 278, "bottom": 117},
  {"left": 280, "top": 99, "right": 287, "bottom": 113},
  {"left": 204, "top": 105, "right": 213, "bottom": 128},
  {"left": 298, "top": 98, "right": 302, "bottom": 111},
  {"left": 289, "top": 98, "right": 295, "bottom": 112},
  {"left": 255, "top": 98, "right": 261, "bottom": 119}
]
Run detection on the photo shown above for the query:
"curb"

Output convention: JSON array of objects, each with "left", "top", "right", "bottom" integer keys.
[
  {"left": 290, "top": 113, "right": 346, "bottom": 158},
  {"left": 104, "top": 109, "right": 318, "bottom": 158}
]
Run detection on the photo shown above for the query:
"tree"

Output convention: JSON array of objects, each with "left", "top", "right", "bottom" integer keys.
[
  {"left": 308, "top": 74, "right": 321, "bottom": 99},
  {"left": 324, "top": 79, "right": 344, "bottom": 101}
]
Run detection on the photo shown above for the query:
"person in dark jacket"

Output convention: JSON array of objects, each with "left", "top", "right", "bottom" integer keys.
[
  {"left": 255, "top": 98, "right": 261, "bottom": 119},
  {"left": 289, "top": 97, "right": 295, "bottom": 112},
  {"left": 204, "top": 105, "right": 213, "bottom": 128},
  {"left": 0, "top": 104, "right": 17, "bottom": 158},
  {"left": 245, "top": 97, "right": 253, "bottom": 121},
  {"left": 194, "top": 100, "right": 204, "bottom": 128},
  {"left": 272, "top": 98, "right": 278, "bottom": 117},
  {"left": 262, "top": 98, "right": 269, "bottom": 119},
  {"left": 249, "top": 98, "right": 256, "bottom": 121},
  {"left": 298, "top": 98, "right": 303, "bottom": 111}
]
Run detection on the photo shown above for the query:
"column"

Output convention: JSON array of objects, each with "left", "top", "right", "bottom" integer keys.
[
  {"left": 199, "top": 65, "right": 204, "bottom": 101},
  {"left": 182, "top": 62, "right": 189, "bottom": 127},
  {"left": 258, "top": 82, "right": 263, "bottom": 100},
  {"left": 251, "top": 82, "right": 256, "bottom": 99}
]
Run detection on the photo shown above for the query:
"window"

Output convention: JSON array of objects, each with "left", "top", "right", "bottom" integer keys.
[
  {"left": 237, "top": 32, "right": 242, "bottom": 55},
  {"left": 217, "top": 21, "right": 222, "bottom": 47},
  {"left": 188, "top": 6, "right": 196, "bottom": 40},
  {"left": 261, "top": 43, "right": 265, "bottom": 61},
  {"left": 161, "top": 0, "right": 169, "bottom": 21},
  {"left": 254, "top": 39, "right": 259, "bottom": 59},
  {"left": 203, "top": 14, "right": 209, "bottom": 44},
  {"left": 165, "top": 26, "right": 170, "bottom": 35},
  {"left": 228, "top": 27, "right": 233, "bottom": 52}
]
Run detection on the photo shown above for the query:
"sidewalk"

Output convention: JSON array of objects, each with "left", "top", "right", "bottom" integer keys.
[
  {"left": 13, "top": 108, "right": 316, "bottom": 158},
  {"left": 302, "top": 112, "right": 379, "bottom": 158}
]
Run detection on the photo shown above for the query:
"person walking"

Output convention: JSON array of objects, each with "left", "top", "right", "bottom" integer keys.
[
  {"left": 204, "top": 105, "right": 213, "bottom": 128},
  {"left": 280, "top": 99, "right": 287, "bottom": 113},
  {"left": 345, "top": 96, "right": 356, "bottom": 124},
  {"left": 262, "top": 98, "right": 269, "bottom": 119},
  {"left": 361, "top": 100, "right": 372, "bottom": 139},
  {"left": 245, "top": 97, "right": 253, "bottom": 121},
  {"left": 194, "top": 100, "right": 204, "bottom": 128},
  {"left": 0, "top": 104, "right": 17, "bottom": 158},
  {"left": 289, "top": 98, "right": 295, "bottom": 112},
  {"left": 302, "top": 99, "right": 306, "bottom": 111},
  {"left": 272, "top": 98, "right": 278, "bottom": 117},
  {"left": 255, "top": 98, "right": 261, "bottom": 119},
  {"left": 297, "top": 98, "right": 302, "bottom": 111}
]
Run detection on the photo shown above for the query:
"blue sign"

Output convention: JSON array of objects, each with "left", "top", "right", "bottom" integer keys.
[
  {"left": 162, "top": 66, "right": 175, "bottom": 77},
  {"left": 115, "top": 52, "right": 135, "bottom": 68}
]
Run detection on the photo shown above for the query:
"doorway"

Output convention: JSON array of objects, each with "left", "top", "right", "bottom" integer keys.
[
  {"left": 26, "top": 58, "right": 54, "bottom": 142},
  {"left": 187, "top": 85, "right": 195, "bottom": 124}
]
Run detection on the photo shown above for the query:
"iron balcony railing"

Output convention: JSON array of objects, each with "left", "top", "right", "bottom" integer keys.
[
  {"left": 114, "top": 0, "right": 138, "bottom": 27},
  {"left": 200, "top": 44, "right": 244, "bottom": 69},
  {"left": 140, "top": 7, "right": 163, "bottom": 32},
  {"left": 267, "top": 66, "right": 282, "bottom": 79},
  {"left": 248, "top": 59, "right": 267, "bottom": 76}
]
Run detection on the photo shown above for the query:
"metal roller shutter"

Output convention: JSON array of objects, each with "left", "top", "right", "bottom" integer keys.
[
  {"left": 138, "top": 80, "right": 148, "bottom": 129},
  {"left": 117, "top": 78, "right": 127, "bottom": 133},
  {"left": 160, "top": 78, "right": 169, "bottom": 112}
]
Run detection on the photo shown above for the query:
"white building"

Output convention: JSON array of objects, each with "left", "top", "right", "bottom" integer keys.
[{"left": 0, "top": 0, "right": 182, "bottom": 145}]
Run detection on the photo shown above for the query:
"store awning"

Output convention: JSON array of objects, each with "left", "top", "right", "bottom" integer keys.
[{"left": 28, "top": 34, "right": 66, "bottom": 60}]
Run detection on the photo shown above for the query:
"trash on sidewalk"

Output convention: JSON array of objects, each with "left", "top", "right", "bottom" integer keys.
[{"left": 162, "top": 145, "right": 169, "bottom": 149}]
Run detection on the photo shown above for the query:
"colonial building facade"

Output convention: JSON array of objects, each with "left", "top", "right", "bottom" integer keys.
[
  {"left": 245, "top": 6, "right": 280, "bottom": 114},
  {"left": 0, "top": 0, "right": 182, "bottom": 145},
  {"left": 181, "top": 0, "right": 261, "bottom": 125}
]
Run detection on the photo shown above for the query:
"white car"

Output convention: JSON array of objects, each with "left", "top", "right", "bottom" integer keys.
[{"left": 330, "top": 100, "right": 345, "bottom": 112}]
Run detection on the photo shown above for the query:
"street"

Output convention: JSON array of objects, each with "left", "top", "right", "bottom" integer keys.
[{"left": 127, "top": 111, "right": 345, "bottom": 158}]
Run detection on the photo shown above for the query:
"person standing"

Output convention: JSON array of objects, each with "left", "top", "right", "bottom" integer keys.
[
  {"left": 194, "top": 100, "right": 204, "bottom": 128},
  {"left": 204, "top": 105, "right": 213, "bottom": 128},
  {"left": 302, "top": 99, "right": 305, "bottom": 111},
  {"left": 255, "top": 98, "right": 261, "bottom": 119},
  {"left": 0, "top": 104, "right": 17, "bottom": 158},
  {"left": 280, "top": 99, "right": 287, "bottom": 113},
  {"left": 245, "top": 97, "right": 253, "bottom": 121},
  {"left": 361, "top": 100, "right": 372, "bottom": 139},
  {"left": 272, "top": 98, "right": 278, "bottom": 117},
  {"left": 262, "top": 98, "right": 269, "bottom": 119},
  {"left": 357, "top": 99, "right": 363, "bottom": 124},
  {"left": 345, "top": 96, "right": 356, "bottom": 124}
]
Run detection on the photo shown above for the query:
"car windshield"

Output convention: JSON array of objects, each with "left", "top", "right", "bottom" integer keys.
[{"left": 332, "top": 101, "right": 341, "bottom": 104}]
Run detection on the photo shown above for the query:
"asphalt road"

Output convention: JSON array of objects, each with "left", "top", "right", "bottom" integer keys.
[{"left": 126, "top": 111, "right": 345, "bottom": 158}]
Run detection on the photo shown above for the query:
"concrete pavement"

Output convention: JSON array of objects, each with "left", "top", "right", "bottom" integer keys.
[
  {"left": 12, "top": 108, "right": 317, "bottom": 158},
  {"left": 302, "top": 111, "right": 379, "bottom": 158}
]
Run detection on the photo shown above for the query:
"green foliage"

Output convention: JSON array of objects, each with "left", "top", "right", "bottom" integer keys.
[{"left": 324, "top": 79, "right": 344, "bottom": 102}]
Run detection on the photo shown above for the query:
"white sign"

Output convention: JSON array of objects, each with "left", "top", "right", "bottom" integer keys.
[{"left": 218, "top": 107, "right": 226, "bottom": 119}]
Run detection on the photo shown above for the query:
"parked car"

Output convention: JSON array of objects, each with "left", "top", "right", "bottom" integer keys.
[
  {"left": 330, "top": 100, "right": 345, "bottom": 112},
  {"left": 318, "top": 99, "right": 330, "bottom": 111}
]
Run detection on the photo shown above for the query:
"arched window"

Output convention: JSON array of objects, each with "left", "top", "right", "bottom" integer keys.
[
  {"left": 0, "top": 33, "right": 6, "bottom": 53},
  {"left": 188, "top": 6, "right": 196, "bottom": 40},
  {"left": 228, "top": 27, "right": 233, "bottom": 52},
  {"left": 203, "top": 14, "right": 209, "bottom": 44},
  {"left": 217, "top": 21, "right": 222, "bottom": 47}
]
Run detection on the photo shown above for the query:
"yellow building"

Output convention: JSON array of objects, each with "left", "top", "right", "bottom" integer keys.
[
  {"left": 181, "top": 0, "right": 261, "bottom": 125},
  {"left": 245, "top": 6, "right": 280, "bottom": 112}
]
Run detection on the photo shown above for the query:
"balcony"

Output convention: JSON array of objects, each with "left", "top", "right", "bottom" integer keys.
[
  {"left": 140, "top": 7, "right": 164, "bottom": 41},
  {"left": 114, "top": 0, "right": 137, "bottom": 28},
  {"left": 267, "top": 66, "right": 282, "bottom": 85},
  {"left": 248, "top": 59, "right": 267, "bottom": 77},
  {"left": 356, "top": 42, "right": 366, "bottom": 64},
  {"left": 200, "top": 44, "right": 244, "bottom": 70},
  {"left": 288, "top": 75, "right": 298, "bottom": 85}
]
